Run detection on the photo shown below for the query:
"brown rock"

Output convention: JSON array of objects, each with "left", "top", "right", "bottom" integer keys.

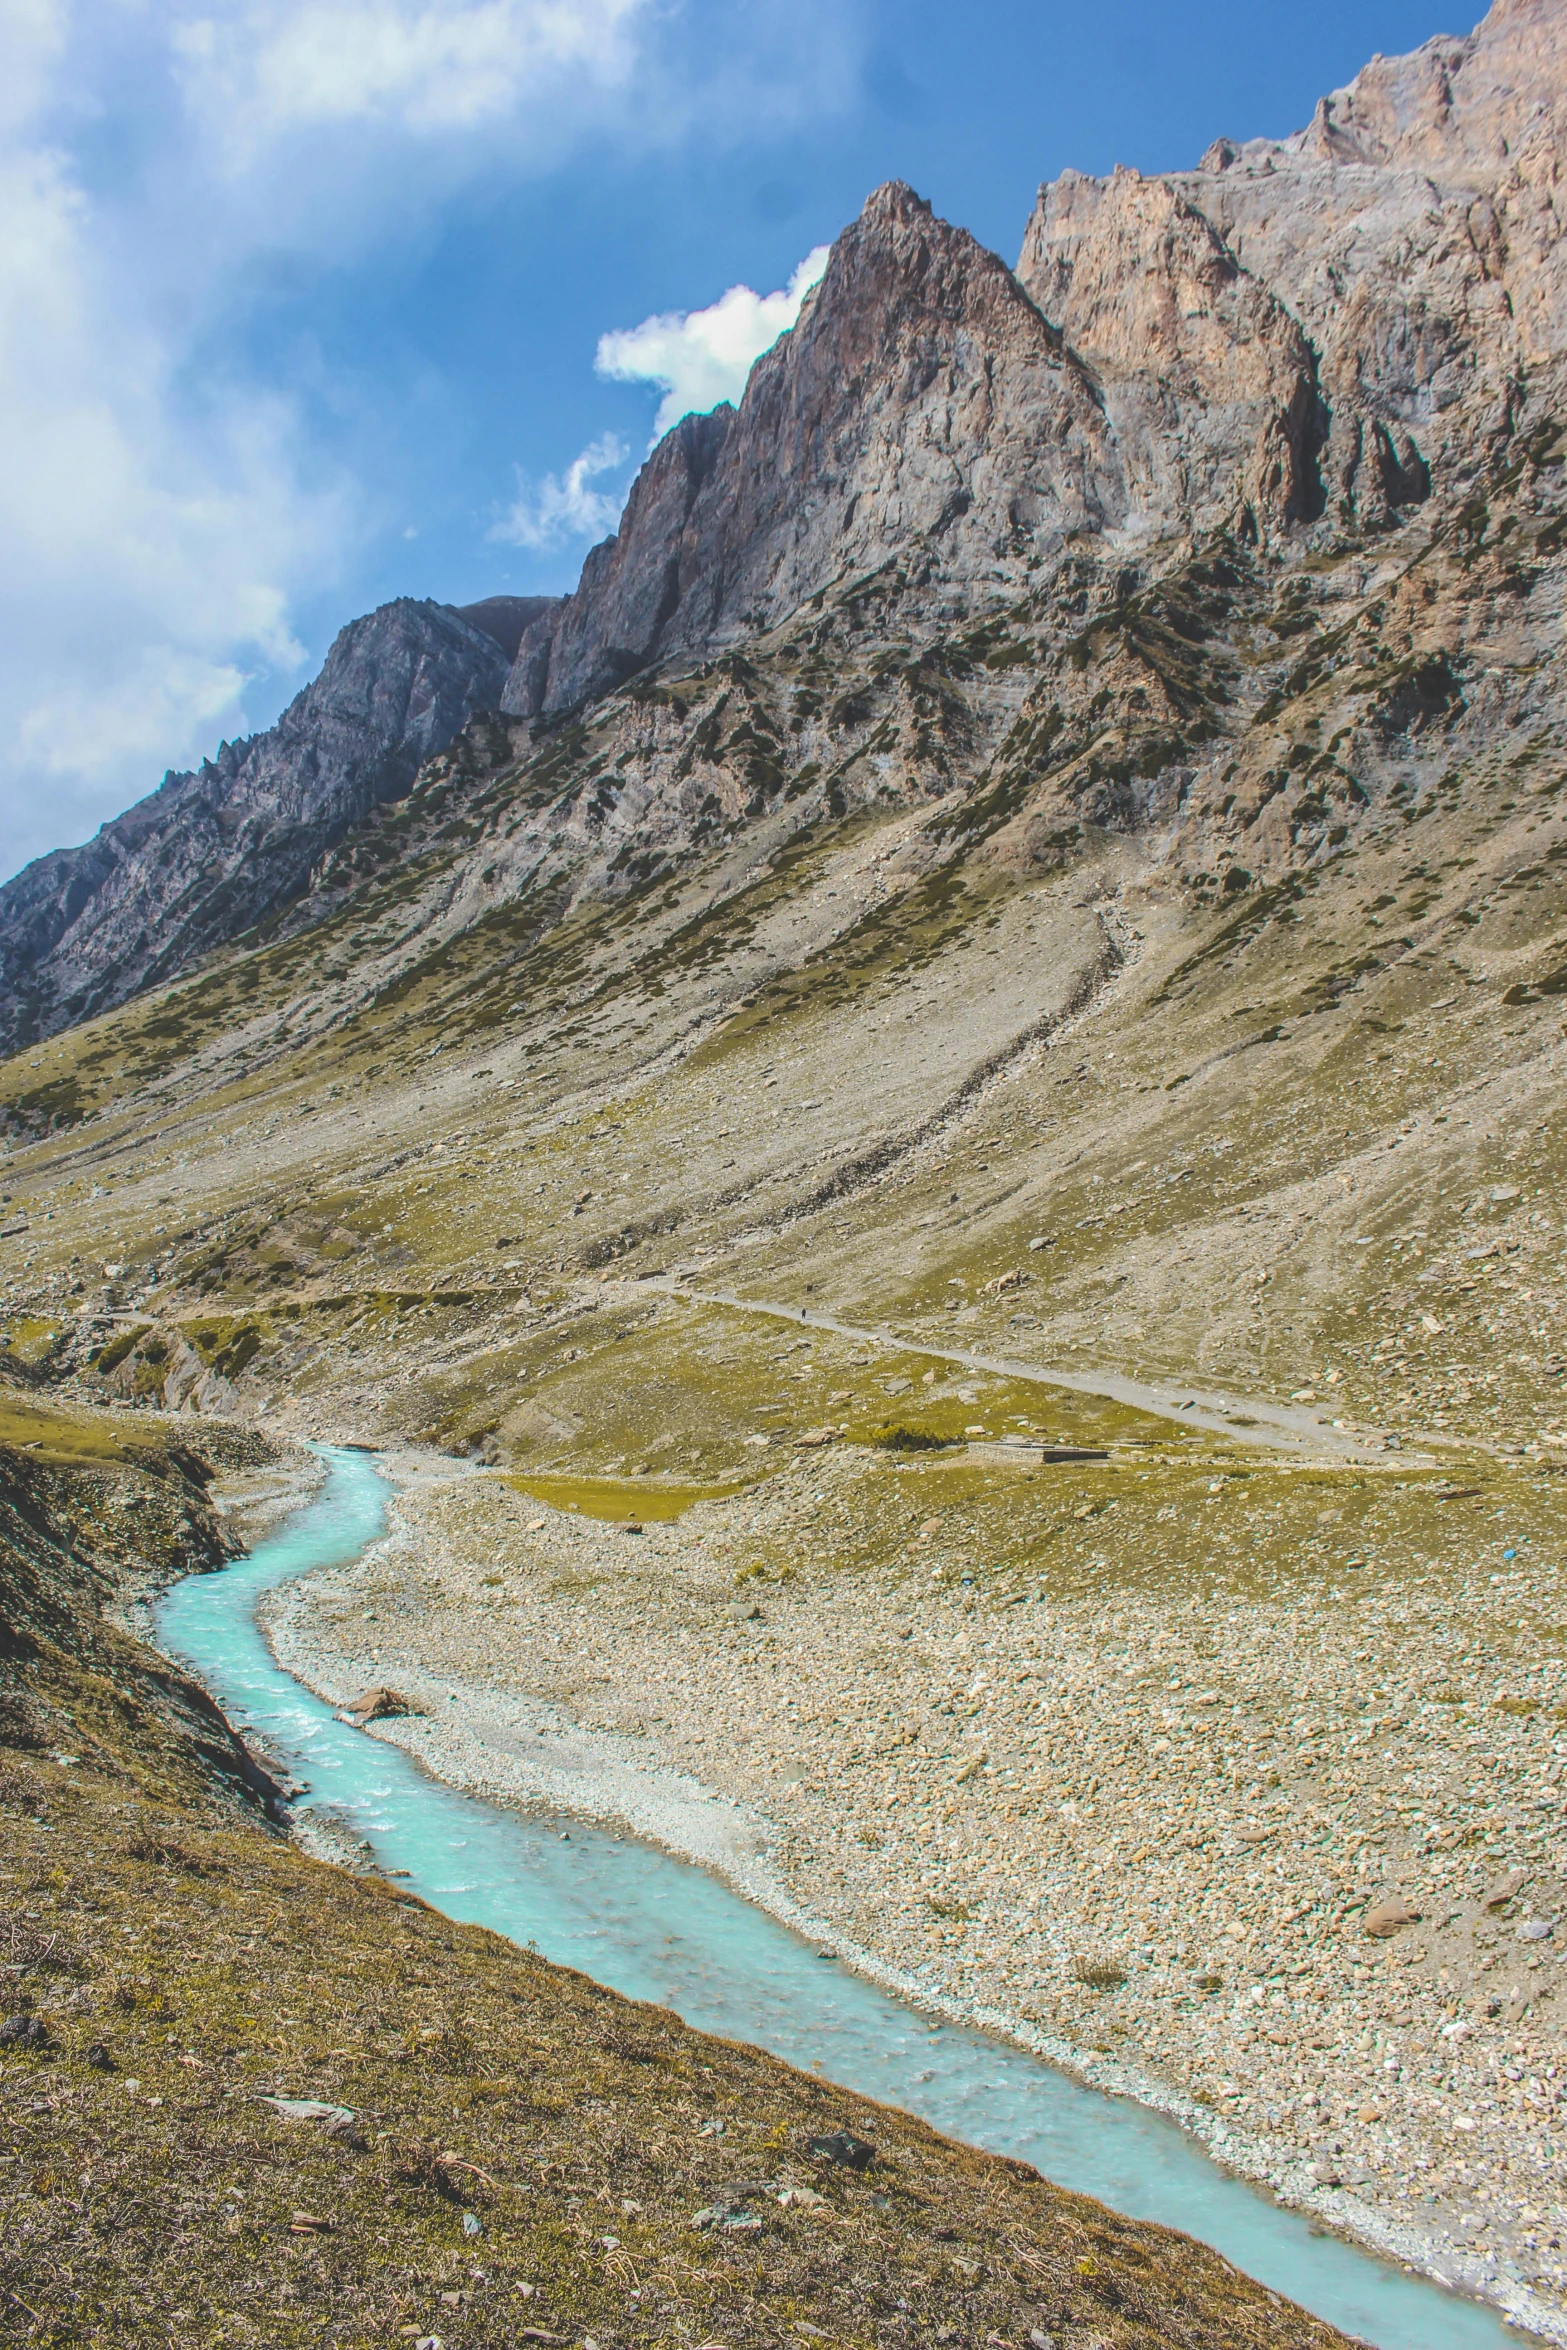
[
  {"left": 1363, "top": 1898, "right": 1421, "bottom": 1938},
  {"left": 349, "top": 1687, "right": 428, "bottom": 1723}
]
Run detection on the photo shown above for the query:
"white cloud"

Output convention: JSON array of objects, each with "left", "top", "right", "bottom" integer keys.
[
  {"left": 172, "top": 0, "right": 647, "bottom": 147},
  {"left": 0, "top": 66, "right": 335, "bottom": 876},
  {"left": 0, "top": 0, "right": 669, "bottom": 882},
  {"left": 489, "top": 432, "right": 630, "bottom": 550},
  {"left": 596, "top": 244, "right": 830, "bottom": 440},
  {"left": 0, "top": 1, "right": 860, "bottom": 884}
]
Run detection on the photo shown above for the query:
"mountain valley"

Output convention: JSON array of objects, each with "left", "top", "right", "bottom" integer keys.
[{"left": 5, "top": 3, "right": 1567, "bottom": 2342}]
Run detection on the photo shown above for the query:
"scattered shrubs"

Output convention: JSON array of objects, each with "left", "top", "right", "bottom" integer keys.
[{"left": 866, "top": 1422, "right": 962, "bottom": 1453}]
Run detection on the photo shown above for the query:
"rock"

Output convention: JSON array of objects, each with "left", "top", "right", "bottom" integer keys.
[
  {"left": 0, "top": 2013, "right": 49, "bottom": 2049},
  {"left": 461, "top": 2210, "right": 483, "bottom": 2238},
  {"left": 1484, "top": 1869, "right": 1526, "bottom": 1910},
  {"left": 795, "top": 1427, "right": 838, "bottom": 1448},
  {"left": 350, "top": 1687, "right": 428, "bottom": 1723},
  {"left": 503, "top": 183, "right": 1122, "bottom": 722},
  {"left": 1519, "top": 1917, "right": 1556, "bottom": 1942},
  {"left": 0, "top": 600, "right": 514, "bottom": 1053},
  {"left": 261, "top": 2095, "right": 359, "bottom": 2131},
  {"left": 1363, "top": 1898, "right": 1420, "bottom": 1939},
  {"left": 808, "top": 2130, "right": 876, "bottom": 2170},
  {"left": 1016, "top": 165, "right": 1324, "bottom": 539},
  {"left": 83, "top": 2041, "right": 114, "bottom": 2071}
]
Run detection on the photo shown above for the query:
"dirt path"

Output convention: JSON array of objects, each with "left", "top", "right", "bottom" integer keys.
[{"left": 635, "top": 1275, "right": 1426, "bottom": 1464}]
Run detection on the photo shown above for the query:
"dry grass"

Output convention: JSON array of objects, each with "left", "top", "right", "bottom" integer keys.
[{"left": 0, "top": 1750, "right": 1347, "bottom": 2350}]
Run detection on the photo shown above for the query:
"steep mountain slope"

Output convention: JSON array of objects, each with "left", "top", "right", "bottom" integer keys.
[{"left": 0, "top": 598, "right": 527, "bottom": 1056}]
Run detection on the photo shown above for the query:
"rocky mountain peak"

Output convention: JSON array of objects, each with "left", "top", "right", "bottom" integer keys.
[
  {"left": 0, "top": 597, "right": 513, "bottom": 1053},
  {"left": 1294, "top": 0, "right": 1562, "bottom": 173},
  {"left": 503, "top": 178, "right": 1119, "bottom": 720}
]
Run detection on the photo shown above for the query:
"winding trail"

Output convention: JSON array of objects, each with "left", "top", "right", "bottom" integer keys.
[{"left": 636, "top": 1274, "right": 1420, "bottom": 1464}]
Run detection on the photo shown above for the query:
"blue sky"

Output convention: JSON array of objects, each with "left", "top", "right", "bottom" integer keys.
[{"left": 1, "top": 0, "right": 1455, "bottom": 879}]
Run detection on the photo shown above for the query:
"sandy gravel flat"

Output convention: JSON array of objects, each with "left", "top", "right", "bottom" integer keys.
[{"left": 258, "top": 1444, "right": 1567, "bottom": 2343}]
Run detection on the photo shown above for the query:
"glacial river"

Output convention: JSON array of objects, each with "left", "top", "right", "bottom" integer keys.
[{"left": 156, "top": 1447, "right": 1528, "bottom": 2350}]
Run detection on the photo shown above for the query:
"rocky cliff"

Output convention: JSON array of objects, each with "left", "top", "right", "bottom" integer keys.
[
  {"left": 503, "top": 183, "right": 1125, "bottom": 719},
  {"left": 0, "top": 598, "right": 524, "bottom": 1054},
  {"left": 3, "top": 0, "right": 1564, "bottom": 1060},
  {"left": 505, "top": 0, "right": 1566, "bottom": 725}
]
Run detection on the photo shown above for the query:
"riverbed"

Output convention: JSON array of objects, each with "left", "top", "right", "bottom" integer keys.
[{"left": 158, "top": 1446, "right": 1535, "bottom": 2350}]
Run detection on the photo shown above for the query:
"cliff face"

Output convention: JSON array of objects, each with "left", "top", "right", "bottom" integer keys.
[
  {"left": 1162, "top": 0, "right": 1567, "bottom": 514},
  {"left": 506, "top": 184, "right": 1127, "bottom": 721},
  {"left": 0, "top": 599, "right": 515, "bottom": 1054},
  {"left": 505, "top": 0, "right": 1567, "bottom": 724}
]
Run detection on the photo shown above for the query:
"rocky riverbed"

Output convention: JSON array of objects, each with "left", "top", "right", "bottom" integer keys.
[{"left": 260, "top": 1436, "right": 1567, "bottom": 2338}]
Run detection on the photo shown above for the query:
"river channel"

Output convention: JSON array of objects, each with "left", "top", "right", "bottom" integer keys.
[{"left": 155, "top": 1446, "right": 1528, "bottom": 2350}]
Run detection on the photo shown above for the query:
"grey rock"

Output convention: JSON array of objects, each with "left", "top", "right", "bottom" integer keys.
[
  {"left": 0, "top": 598, "right": 513, "bottom": 1054},
  {"left": 503, "top": 182, "right": 1125, "bottom": 719}
]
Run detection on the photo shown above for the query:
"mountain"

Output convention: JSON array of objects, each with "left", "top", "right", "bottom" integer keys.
[
  {"left": 10, "top": 12, "right": 1567, "bottom": 2328},
  {"left": 0, "top": 596, "right": 540, "bottom": 1055},
  {"left": 505, "top": 0, "right": 1567, "bottom": 734},
  {"left": 4, "top": 0, "right": 1565, "bottom": 1059}
]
